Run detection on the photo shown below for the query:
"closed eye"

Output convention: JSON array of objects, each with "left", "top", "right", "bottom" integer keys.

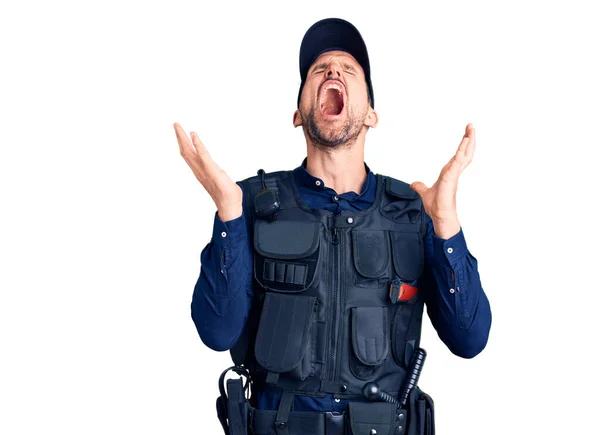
[
  {"left": 311, "top": 63, "right": 328, "bottom": 75},
  {"left": 343, "top": 62, "right": 357, "bottom": 75}
]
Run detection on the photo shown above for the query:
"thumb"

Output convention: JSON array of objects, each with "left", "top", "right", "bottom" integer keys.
[{"left": 410, "top": 181, "right": 428, "bottom": 196}]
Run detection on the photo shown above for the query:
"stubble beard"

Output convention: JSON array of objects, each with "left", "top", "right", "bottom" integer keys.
[{"left": 301, "top": 104, "right": 367, "bottom": 152}]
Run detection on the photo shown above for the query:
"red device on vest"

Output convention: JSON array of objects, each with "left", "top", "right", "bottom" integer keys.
[{"left": 389, "top": 279, "right": 418, "bottom": 303}]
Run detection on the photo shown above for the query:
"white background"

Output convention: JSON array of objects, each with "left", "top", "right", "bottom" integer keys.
[{"left": 1, "top": 0, "right": 598, "bottom": 434}]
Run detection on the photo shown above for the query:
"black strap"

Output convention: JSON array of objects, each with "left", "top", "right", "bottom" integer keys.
[
  {"left": 266, "top": 371, "right": 280, "bottom": 385},
  {"left": 274, "top": 391, "right": 294, "bottom": 435},
  {"left": 320, "top": 380, "right": 348, "bottom": 394},
  {"left": 218, "top": 366, "right": 251, "bottom": 399},
  {"left": 216, "top": 366, "right": 251, "bottom": 435},
  {"left": 226, "top": 378, "right": 247, "bottom": 435}
]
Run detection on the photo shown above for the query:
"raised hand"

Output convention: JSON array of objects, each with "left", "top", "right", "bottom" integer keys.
[
  {"left": 174, "top": 123, "right": 243, "bottom": 222},
  {"left": 409, "top": 123, "right": 476, "bottom": 239}
]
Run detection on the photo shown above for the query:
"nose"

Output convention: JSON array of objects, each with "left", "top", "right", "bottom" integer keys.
[{"left": 325, "top": 62, "right": 342, "bottom": 79}]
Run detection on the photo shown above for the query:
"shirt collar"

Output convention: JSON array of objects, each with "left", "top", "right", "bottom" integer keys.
[{"left": 292, "top": 157, "right": 374, "bottom": 196}]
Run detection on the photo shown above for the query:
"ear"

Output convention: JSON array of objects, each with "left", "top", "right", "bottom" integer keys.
[
  {"left": 364, "top": 107, "right": 379, "bottom": 128},
  {"left": 293, "top": 109, "right": 303, "bottom": 127}
]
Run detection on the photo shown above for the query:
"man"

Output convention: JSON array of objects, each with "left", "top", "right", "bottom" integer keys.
[{"left": 175, "top": 17, "right": 491, "bottom": 435}]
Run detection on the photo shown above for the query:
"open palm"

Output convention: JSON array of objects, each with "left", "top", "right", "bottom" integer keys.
[{"left": 410, "top": 124, "right": 476, "bottom": 224}]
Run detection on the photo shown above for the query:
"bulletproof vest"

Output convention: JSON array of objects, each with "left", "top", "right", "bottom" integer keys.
[{"left": 231, "top": 169, "right": 427, "bottom": 401}]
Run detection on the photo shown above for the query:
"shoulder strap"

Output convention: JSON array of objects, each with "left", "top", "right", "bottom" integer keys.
[{"left": 382, "top": 174, "right": 427, "bottom": 241}]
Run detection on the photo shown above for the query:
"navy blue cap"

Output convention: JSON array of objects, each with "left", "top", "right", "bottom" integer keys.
[{"left": 297, "top": 18, "right": 374, "bottom": 108}]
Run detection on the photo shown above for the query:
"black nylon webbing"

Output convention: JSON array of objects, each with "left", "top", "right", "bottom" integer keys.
[
  {"left": 274, "top": 390, "right": 294, "bottom": 435},
  {"left": 226, "top": 378, "right": 247, "bottom": 434}
]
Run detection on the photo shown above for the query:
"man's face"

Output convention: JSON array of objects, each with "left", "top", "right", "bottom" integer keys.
[{"left": 294, "top": 50, "right": 376, "bottom": 150}]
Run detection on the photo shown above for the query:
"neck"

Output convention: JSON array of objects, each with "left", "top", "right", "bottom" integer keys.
[{"left": 305, "top": 137, "right": 367, "bottom": 195}]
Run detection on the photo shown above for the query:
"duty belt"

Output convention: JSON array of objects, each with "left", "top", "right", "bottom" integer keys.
[
  {"left": 215, "top": 356, "right": 435, "bottom": 435},
  {"left": 249, "top": 405, "right": 409, "bottom": 435}
]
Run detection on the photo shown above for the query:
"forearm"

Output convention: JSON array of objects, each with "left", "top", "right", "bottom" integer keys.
[
  {"left": 191, "top": 194, "right": 253, "bottom": 351},
  {"left": 423, "top": 216, "right": 492, "bottom": 358}
]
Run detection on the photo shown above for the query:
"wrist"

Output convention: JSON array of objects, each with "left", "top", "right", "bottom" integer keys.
[
  {"left": 432, "top": 217, "right": 461, "bottom": 239},
  {"left": 217, "top": 202, "right": 243, "bottom": 222}
]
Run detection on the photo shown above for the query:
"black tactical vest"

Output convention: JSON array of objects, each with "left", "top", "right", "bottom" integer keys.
[{"left": 231, "top": 169, "right": 427, "bottom": 402}]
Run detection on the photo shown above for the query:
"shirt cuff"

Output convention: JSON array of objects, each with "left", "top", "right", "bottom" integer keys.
[
  {"left": 432, "top": 226, "right": 468, "bottom": 266},
  {"left": 212, "top": 210, "right": 247, "bottom": 252}
]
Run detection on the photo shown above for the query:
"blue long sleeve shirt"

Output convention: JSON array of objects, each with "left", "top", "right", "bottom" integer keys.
[{"left": 191, "top": 159, "right": 492, "bottom": 413}]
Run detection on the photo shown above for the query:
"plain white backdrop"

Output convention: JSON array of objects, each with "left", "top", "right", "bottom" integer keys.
[{"left": 1, "top": 0, "right": 598, "bottom": 434}]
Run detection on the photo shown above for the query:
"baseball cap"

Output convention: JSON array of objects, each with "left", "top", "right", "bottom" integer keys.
[{"left": 297, "top": 18, "right": 374, "bottom": 108}]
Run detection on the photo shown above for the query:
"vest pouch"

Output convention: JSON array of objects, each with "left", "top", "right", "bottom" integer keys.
[
  {"left": 254, "top": 292, "right": 317, "bottom": 381},
  {"left": 347, "top": 401, "right": 400, "bottom": 435},
  {"left": 389, "top": 231, "right": 424, "bottom": 285},
  {"left": 389, "top": 230, "right": 425, "bottom": 369},
  {"left": 391, "top": 303, "right": 417, "bottom": 369},
  {"left": 351, "top": 230, "right": 391, "bottom": 288},
  {"left": 254, "top": 219, "right": 321, "bottom": 293},
  {"left": 349, "top": 306, "right": 390, "bottom": 380},
  {"left": 406, "top": 387, "right": 435, "bottom": 435}
]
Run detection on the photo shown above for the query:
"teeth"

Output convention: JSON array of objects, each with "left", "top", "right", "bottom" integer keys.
[
  {"left": 324, "top": 82, "right": 343, "bottom": 92},
  {"left": 320, "top": 81, "right": 344, "bottom": 102}
]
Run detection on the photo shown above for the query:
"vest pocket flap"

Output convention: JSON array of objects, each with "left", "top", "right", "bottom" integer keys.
[
  {"left": 254, "top": 220, "right": 320, "bottom": 259},
  {"left": 390, "top": 231, "right": 424, "bottom": 281},
  {"left": 382, "top": 178, "right": 422, "bottom": 224},
  {"left": 348, "top": 402, "right": 397, "bottom": 435},
  {"left": 351, "top": 307, "right": 389, "bottom": 366},
  {"left": 352, "top": 230, "right": 390, "bottom": 278},
  {"left": 255, "top": 293, "right": 317, "bottom": 373}
]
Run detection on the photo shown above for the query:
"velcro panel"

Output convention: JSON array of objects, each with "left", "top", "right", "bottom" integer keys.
[
  {"left": 351, "top": 307, "right": 389, "bottom": 366},
  {"left": 255, "top": 293, "right": 317, "bottom": 373}
]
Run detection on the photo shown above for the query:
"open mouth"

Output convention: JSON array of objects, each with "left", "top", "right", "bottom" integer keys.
[{"left": 319, "top": 80, "right": 345, "bottom": 116}]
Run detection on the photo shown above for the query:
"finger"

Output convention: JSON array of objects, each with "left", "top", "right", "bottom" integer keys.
[
  {"left": 465, "top": 125, "right": 476, "bottom": 161},
  {"left": 173, "top": 123, "right": 196, "bottom": 156},
  {"left": 173, "top": 122, "right": 184, "bottom": 153},
  {"left": 440, "top": 156, "right": 461, "bottom": 182},
  {"left": 190, "top": 131, "right": 211, "bottom": 161},
  {"left": 410, "top": 181, "right": 428, "bottom": 196},
  {"left": 454, "top": 123, "right": 476, "bottom": 169},
  {"left": 456, "top": 126, "right": 471, "bottom": 158},
  {"left": 457, "top": 124, "right": 476, "bottom": 170}
]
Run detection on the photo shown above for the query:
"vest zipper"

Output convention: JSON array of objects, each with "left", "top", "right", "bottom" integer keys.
[{"left": 329, "top": 228, "right": 340, "bottom": 381}]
